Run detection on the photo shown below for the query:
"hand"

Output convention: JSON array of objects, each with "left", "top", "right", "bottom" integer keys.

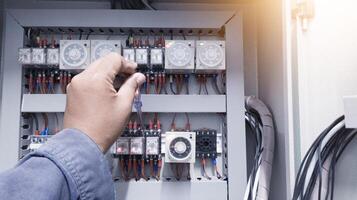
[{"left": 63, "top": 53, "right": 146, "bottom": 152}]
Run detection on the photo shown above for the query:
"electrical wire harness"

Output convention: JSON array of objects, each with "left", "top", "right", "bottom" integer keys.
[
  {"left": 292, "top": 116, "right": 357, "bottom": 200},
  {"left": 244, "top": 96, "right": 275, "bottom": 200}
]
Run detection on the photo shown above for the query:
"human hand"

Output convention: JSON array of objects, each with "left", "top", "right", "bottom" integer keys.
[{"left": 63, "top": 53, "right": 146, "bottom": 152}]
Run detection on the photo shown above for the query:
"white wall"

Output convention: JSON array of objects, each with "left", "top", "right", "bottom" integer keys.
[
  {"left": 297, "top": 0, "right": 357, "bottom": 156},
  {"left": 296, "top": 0, "right": 357, "bottom": 199}
]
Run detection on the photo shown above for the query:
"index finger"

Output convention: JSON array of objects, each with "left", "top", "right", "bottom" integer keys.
[{"left": 86, "top": 52, "right": 137, "bottom": 80}]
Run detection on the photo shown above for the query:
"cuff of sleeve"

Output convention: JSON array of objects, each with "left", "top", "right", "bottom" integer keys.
[{"left": 21, "top": 128, "right": 115, "bottom": 200}]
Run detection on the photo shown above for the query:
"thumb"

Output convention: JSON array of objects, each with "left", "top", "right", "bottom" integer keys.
[{"left": 117, "top": 73, "right": 146, "bottom": 101}]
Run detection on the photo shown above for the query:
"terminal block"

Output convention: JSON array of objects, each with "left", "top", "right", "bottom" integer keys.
[
  {"left": 165, "top": 40, "right": 195, "bottom": 73},
  {"left": 196, "top": 129, "right": 217, "bottom": 158},
  {"left": 60, "top": 40, "right": 90, "bottom": 70},
  {"left": 91, "top": 40, "right": 121, "bottom": 62},
  {"left": 29, "top": 135, "right": 51, "bottom": 151},
  {"left": 165, "top": 131, "right": 196, "bottom": 163},
  {"left": 196, "top": 40, "right": 225, "bottom": 73}
]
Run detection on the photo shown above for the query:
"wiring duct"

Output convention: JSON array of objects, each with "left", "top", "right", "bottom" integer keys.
[
  {"left": 292, "top": 116, "right": 357, "bottom": 200},
  {"left": 244, "top": 96, "right": 275, "bottom": 200}
]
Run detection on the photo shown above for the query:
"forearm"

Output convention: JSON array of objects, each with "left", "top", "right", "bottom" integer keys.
[{"left": 0, "top": 129, "right": 114, "bottom": 200}]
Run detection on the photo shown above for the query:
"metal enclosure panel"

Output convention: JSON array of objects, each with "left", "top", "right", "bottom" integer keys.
[
  {"left": 21, "top": 94, "right": 227, "bottom": 113},
  {"left": 0, "top": 9, "right": 246, "bottom": 200},
  {"left": 116, "top": 181, "right": 227, "bottom": 200},
  {"left": 343, "top": 96, "right": 357, "bottom": 128},
  {"left": 0, "top": 12, "right": 24, "bottom": 171},
  {"left": 225, "top": 13, "right": 247, "bottom": 199},
  {"left": 9, "top": 9, "right": 235, "bottom": 29}
]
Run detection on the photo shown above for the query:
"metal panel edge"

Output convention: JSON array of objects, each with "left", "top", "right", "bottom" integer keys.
[
  {"left": 22, "top": 94, "right": 227, "bottom": 113},
  {"left": 8, "top": 9, "right": 235, "bottom": 29},
  {"left": 116, "top": 181, "right": 227, "bottom": 200},
  {"left": 0, "top": 11, "right": 24, "bottom": 171},
  {"left": 225, "top": 12, "right": 247, "bottom": 200}
]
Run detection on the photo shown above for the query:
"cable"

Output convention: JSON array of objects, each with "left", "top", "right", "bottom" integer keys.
[
  {"left": 86, "top": 31, "right": 92, "bottom": 40},
  {"left": 244, "top": 96, "right": 275, "bottom": 200},
  {"left": 141, "top": 0, "right": 156, "bottom": 10},
  {"left": 212, "top": 74, "right": 222, "bottom": 94},
  {"left": 31, "top": 114, "right": 39, "bottom": 133},
  {"left": 291, "top": 116, "right": 356, "bottom": 200},
  {"left": 201, "top": 159, "right": 211, "bottom": 180}
]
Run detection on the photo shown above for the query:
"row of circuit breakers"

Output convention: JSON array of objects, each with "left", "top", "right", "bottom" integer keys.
[
  {"left": 28, "top": 129, "right": 221, "bottom": 163},
  {"left": 18, "top": 40, "right": 225, "bottom": 73}
]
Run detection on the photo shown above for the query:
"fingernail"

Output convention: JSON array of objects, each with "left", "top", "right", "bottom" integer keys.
[{"left": 135, "top": 73, "right": 146, "bottom": 85}]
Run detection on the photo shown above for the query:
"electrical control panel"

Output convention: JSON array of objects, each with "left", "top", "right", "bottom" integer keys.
[
  {"left": 91, "top": 40, "right": 121, "bottom": 62},
  {"left": 8, "top": 9, "right": 245, "bottom": 200},
  {"left": 60, "top": 40, "right": 90, "bottom": 70}
]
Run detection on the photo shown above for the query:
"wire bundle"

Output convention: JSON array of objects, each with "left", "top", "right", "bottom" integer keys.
[
  {"left": 244, "top": 96, "right": 275, "bottom": 200},
  {"left": 292, "top": 116, "right": 357, "bottom": 200}
]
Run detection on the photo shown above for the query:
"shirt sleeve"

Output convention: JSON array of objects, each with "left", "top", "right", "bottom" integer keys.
[{"left": 0, "top": 128, "right": 115, "bottom": 200}]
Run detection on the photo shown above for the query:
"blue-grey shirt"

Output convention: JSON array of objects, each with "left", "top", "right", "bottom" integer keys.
[{"left": 0, "top": 129, "right": 115, "bottom": 200}]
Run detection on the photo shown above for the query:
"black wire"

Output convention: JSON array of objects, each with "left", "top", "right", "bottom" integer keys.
[
  {"left": 212, "top": 75, "right": 222, "bottom": 94},
  {"left": 299, "top": 127, "right": 357, "bottom": 200},
  {"left": 245, "top": 110, "right": 264, "bottom": 199},
  {"left": 302, "top": 127, "right": 347, "bottom": 200},
  {"left": 170, "top": 82, "right": 176, "bottom": 95},
  {"left": 292, "top": 116, "right": 345, "bottom": 200},
  {"left": 31, "top": 113, "right": 39, "bottom": 130},
  {"left": 293, "top": 116, "right": 344, "bottom": 199},
  {"left": 185, "top": 75, "right": 190, "bottom": 95},
  {"left": 204, "top": 82, "right": 209, "bottom": 95},
  {"left": 86, "top": 31, "right": 92, "bottom": 40}
]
